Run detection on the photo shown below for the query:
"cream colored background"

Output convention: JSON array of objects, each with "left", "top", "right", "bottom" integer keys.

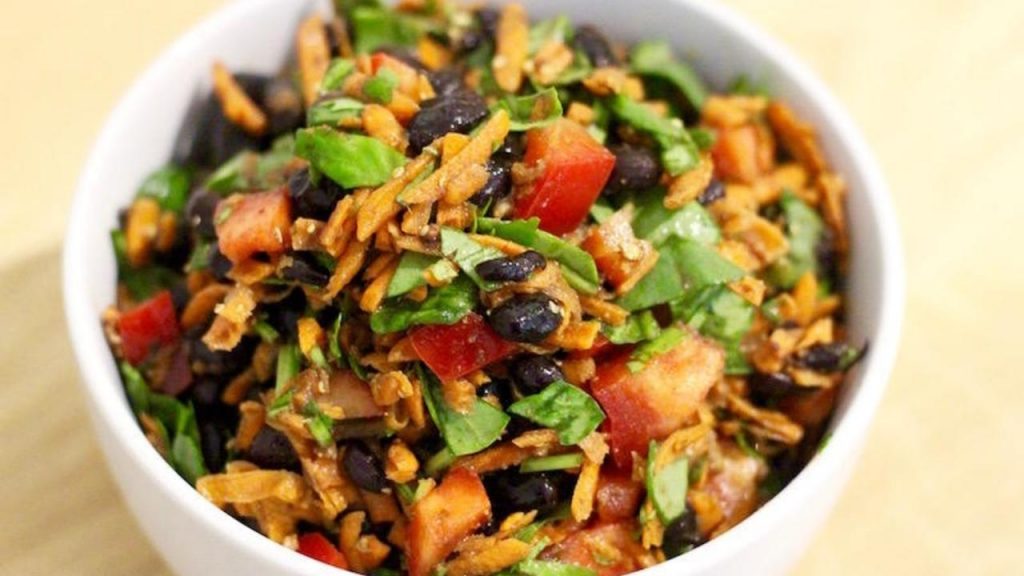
[{"left": 1, "top": 0, "right": 1022, "bottom": 574}]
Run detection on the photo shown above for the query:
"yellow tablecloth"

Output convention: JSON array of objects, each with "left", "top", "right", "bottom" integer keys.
[{"left": 1, "top": 1, "right": 1021, "bottom": 574}]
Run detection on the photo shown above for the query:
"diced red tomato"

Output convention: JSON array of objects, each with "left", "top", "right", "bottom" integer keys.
[
  {"left": 710, "top": 125, "right": 771, "bottom": 184},
  {"left": 595, "top": 471, "right": 645, "bottom": 522},
  {"left": 214, "top": 188, "right": 292, "bottom": 265},
  {"left": 514, "top": 118, "right": 616, "bottom": 235},
  {"left": 410, "top": 313, "right": 517, "bottom": 382},
  {"left": 591, "top": 330, "right": 724, "bottom": 468},
  {"left": 542, "top": 522, "right": 646, "bottom": 576},
  {"left": 406, "top": 468, "right": 491, "bottom": 576},
  {"left": 118, "top": 290, "right": 180, "bottom": 365},
  {"left": 297, "top": 532, "right": 349, "bottom": 570},
  {"left": 320, "top": 369, "right": 384, "bottom": 419},
  {"left": 370, "top": 53, "right": 420, "bottom": 95}
]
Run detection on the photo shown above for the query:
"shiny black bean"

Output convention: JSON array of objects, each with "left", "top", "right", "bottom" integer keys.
[
  {"left": 816, "top": 228, "right": 841, "bottom": 290},
  {"left": 573, "top": 25, "right": 619, "bottom": 68},
  {"left": 605, "top": 144, "right": 661, "bottom": 194},
  {"left": 169, "top": 279, "right": 191, "bottom": 313},
  {"left": 289, "top": 168, "right": 344, "bottom": 221},
  {"left": 262, "top": 77, "right": 304, "bottom": 137},
  {"left": 281, "top": 253, "right": 330, "bottom": 287},
  {"left": 486, "top": 294, "right": 563, "bottom": 344},
  {"left": 475, "top": 251, "right": 546, "bottom": 283},
  {"left": 190, "top": 378, "right": 223, "bottom": 409},
  {"left": 189, "top": 335, "right": 257, "bottom": 377},
  {"left": 797, "top": 343, "right": 862, "bottom": 373},
  {"left": 698, "top": 178, "right": 725, "bottom": 206},
  {"left": 344, "top": 443, "right": 388, "bottom": 493},
  {"left": 748, "top": 371, "right": 797, "bottom": 405},
  {"left": 476, "top": 378, "right": 514, "bottom": 407},
  {"left": 485, "top": 471, "right": 568, "bottom": 518},
  {"left": 476, "top": 7, "right": 501, "bottom": 40},
  {"left": 455, "top": 28, "right": 485, "bottom": 54},
  {"left": 207, "top": 243, "right": 234, "bottom": 282},
  {"left": 200, "top": 422, "right": 228, "bottom": 473},
  {"left": 662, "top": 509, "right": 704, "bottom": 558},
  {"left": 264, "top": 290, "right": 307, "bottom": 341},
  {"left": 186, "top": 189, "right": 221, "bottom": 239},
  {"left": 407, "top": 92, "right": 489, "bottom": 153},
  {"left": 469, "top": 160, "right": 512, "bottom": 208},
  {"left": 247, "top": 427, "right": 301, "bottom": 471},
  {"left": 510, "top": 355, "right": 564, "bottom": 395},
  {"left": 427, "top": 69, "right": 467, "bottom": 96}
]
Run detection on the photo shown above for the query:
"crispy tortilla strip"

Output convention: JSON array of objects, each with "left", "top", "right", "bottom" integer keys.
[
  {"left": 665, "top": 152, "right": 714, "bottom": 209},
  {"left": 125, "top": 197, "right": 160, "bottom": 267},
  {"left": 296, "top": 15, "right": 331, "bottom": 107},
  {"left": 571, "top": 456, "right": 601, "bottom": 522},
  {"left": 766, "top": 101, "right": 826, "bottom": 175},
  {"left": 324, "top": 237, "right": 370, "bottom": 298},
  {"left": 212, "top": 61, "right": 268, "bottom": 136},
  {"left": 197, "top": 470, "right": 309, "bottom": 505},
  {"left": 357, "top": 151, "right": 438, "bottom": 241},
  {"left": 181, "top": 283, "right": 231, "bottom": 330},
  {"left": 400, "top": 110, "right": 510, "bottom": 205},
  {"left": 579, "top": 294, "right": 628, "bottom": 326},
  {"left": 492, "top": 3, "right": 529, "bottom": 93},
  {"left": 446, "top": 537, "right": 532, "bottom": 576},
  {"left": 363, "top": 104, "right": 408, "bottom": 153},
  {"left": 726, "top": 393, "right": 804, "bottom": 445}
]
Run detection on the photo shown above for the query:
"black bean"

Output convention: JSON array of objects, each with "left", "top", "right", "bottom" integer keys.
[
  {"left": 343, "top": 442, "right": 388, "bottom": 493},
  {"left": 288, "top": 168, "right": 343, "bottom": 221},
  {"left": 407, "top": 92, "right": 489, "bottom": 153},
  {"left": 281, "top": 253, "right": 330, "bottom": 287},
  {"left": 186, "top": 189, "right": 221, "bottom": 239},
  {"left": 748, "top": 371, "right": 797, "bottom": 405},
  {"left": 169, "top": 279, "right": 191, "bottom": 313},
  {"left": 485, "top": 471, "right": 567, "bottom": 518},
  {"left": 235, "top": 515, "right": 262, "bottom": 533},
  {"left": 476, "top": 8, "right": 501, "bottom": 40},
  {"left": 662, "top": 509, "right": 704, "bottom": 558},
  {"left": 374, "top": 46, "right": 427, "bottom": 71},
  {"left": 573, "top": 25, "right": 619, "bottom": 68},
  {"left": 475, "top": 251, "right": 546, "bottom": 283},
  {"left": 427, "top": 69, "right": 467, "bottom": 97},
  {"left": 247, "top": 427, "right": 301, "bottom": 471},
  {"left": 190, "top": 378, "right": 223, "bottom": 409},
  {"left": 476, "top": 378, "right": 514, "bottom": 407},
  {"left": 487, "top": 294, "right": 563, "bottom": 344},
  {"left": 510, "top": 355, "right": 565, "bottom": 395},
  {"left": 263, "top": 290, "right": 307, "bottom": 341},
  {"left": 189, "top": 335, "right": 257, "bottom": 376},
  {"left": 207, "top": 243, "right": 233, "bottom": 282},
  {"left": 469, "top": 160, "right": 512, "bottom": 208},
  {"left": 605, "top": 144, "right": 661, "bottom": 194},
  {"left": 816, "top": 228, "right": 841, "bottom": 290},
  {"left": 796, "top": 343, "right": 861, "bottom": 373},
  {"left": 262, "top": 77, "right": 303, "bottom": 137},
  {"left": 455, "top": 29, "right": 485, "bottom": 54},
  {"left": 495, "top": 134, "right": 525, "bottom": 161},
  {"left": 200, "top": 422, "right": 228, "bottom": 473},
  {"left": 698, "top": 178, "right": 725, "bottom": 206}
]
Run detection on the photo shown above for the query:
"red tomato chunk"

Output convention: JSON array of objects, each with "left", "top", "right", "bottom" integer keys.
[
  {"left": 297, "top": 532, "right": 349, "bottom": 569},
  {"left": 406, "top": 467, "right": 491, "bottom": 576},
  {"left": 215, "top": 187, "right": 292, "bottom": 265},
  {"left": 410, "top": 313, "right": 517, "bottom": 382},
  {"left": 514, "top": 118, "right": 615, "bottom": 235},
  {"left": 118, "top": 290, "right": 180, "bottom": 365}
]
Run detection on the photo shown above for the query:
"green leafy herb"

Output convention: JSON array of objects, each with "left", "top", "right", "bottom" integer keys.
[
  {"left": 515, "top": 560, "right": 597, "bottom": 576},
  {"left": 682, "top": 288, "right": 754, "bottom": 374},
  {"left": 424, "top": 446, "right": 458, "bottom": 477},
  {"left": 295, "top": 127, "right": 407, "bottom": 188},
  {"left": 205, "top": 135, "right": 296, "bottom": 194},
  {"left": 631, "top": 190, "right": 720, "bottom": 247},
  {"left": 118, "top": 362, "right": 207, "bottom": 484},
  {"left": 617, "top": 238, "right": 745, "bottom": 311},
  {"left": 603, "top": 310, "right": 661, "bottom": 345},
  {"left": 275, "top": 344, "right": 301, "bottom": 393},
  {"left": 137, "top": 165, "right": 190, "bottom": 213},
  {"left": 527, "top": 16, "right": 574, "bottom": 54},
  {"left": 520, "top": 453, "right": 584, "bottom": 473},
  {"left": 328, "top": 310, "right": 345, "bottom": 362},
  {"left": 589, "top": 198, "right": 615, "bottom": 224},
  {"left": 302, "top": 400, "right": 335, "bottom": 447},
  {"left": 370, "top": 275, "right": 477, "bottom": 333},
  {"left": 351, "top": 6, "right": 431, "bottom": 53},
  {"left": 627, "top": 326, "right": 686, "bottom": 373},
  {"left": 729, "top": 74, "right": 771, "bottom": 98},
  {"left": 252, "top": 318, "right": 280, "bottom": 343},
  {"left": 630, "top": 41, "right": 708, "bottom": 109},
  {"left": 309, "top": 345, "right": 330, "bottom": 369},
  {"left": 494, "top": 88, "right": 563, "bottom": 131},
  {"left": 387, "top": 252, "right": 438, "bottom": 298},
  {"left": 734, "top": 428, "right": 762, "bottom": 461},
  {"left": 767, "top": 191, "right": 825, "bottom": 289},
  {"left": 476, "top": 218, "right": 600, "bottom": 294},
  {"left": 646, "top": 441, "right": 689, "bottom": 524},
  {"left": 321, "top": 58, "right": 356, "bottom": 93},
  {"left": 307, "top": 96, "right": 365, "bottom": 127},
  {"left": 607, "top": 94, "right": 699, "bottom": 176},
  {"left": 267, "top": 390, "right": 294, "bottom": 417},
  {"left": 421, "top": 366, "right": 510, "bottom": 456},
  {"left": 111, "top": 230, "right": 178, "bottom": 300},
  {"left": 439, "top": 227, "right": 506, "bottom": 290},
  {"left": 363, "top": 68, "right": 399, "bottom": 104},
  {"left": 508, "top": 381, "right": 605, "bottom": 445},
  {"left": 186, "top": 240, "right": 212, "bottom": 273}
]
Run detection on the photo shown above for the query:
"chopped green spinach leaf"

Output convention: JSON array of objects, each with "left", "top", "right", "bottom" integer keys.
[
  {"left": 508, "top": 381, "right": 605, "bottom": 445},
  {"left": 295, "top": 127, "right": 407, "bottom": 188},
  {"left": 421, "top": 366, "right": 510, "bottom": 456}
]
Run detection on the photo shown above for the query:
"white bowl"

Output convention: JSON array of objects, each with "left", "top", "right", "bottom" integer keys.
[{"left": 63, "top": 0, "right": 904, "bottom": 574}]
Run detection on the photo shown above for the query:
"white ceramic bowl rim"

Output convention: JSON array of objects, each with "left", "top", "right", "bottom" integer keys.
[{"left": 63, "top": 0, "right": 904, "bottom": 574}]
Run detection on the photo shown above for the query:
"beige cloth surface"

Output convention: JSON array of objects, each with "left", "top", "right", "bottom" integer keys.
[{"left": 1, "top": 0, "right": 1022, "bottom": 574}]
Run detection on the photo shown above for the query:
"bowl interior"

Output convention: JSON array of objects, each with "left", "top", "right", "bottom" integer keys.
[{"left": 64, "top": 0, "right": 902, "bottom": 573}]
